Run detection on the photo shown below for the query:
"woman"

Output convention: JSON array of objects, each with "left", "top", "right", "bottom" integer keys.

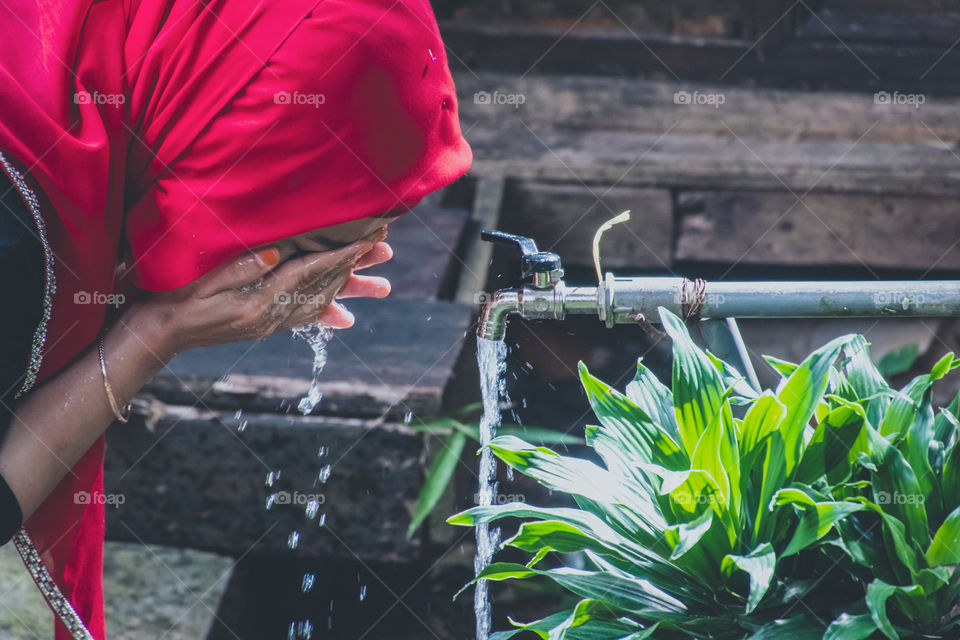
[{"left": 0, "top": 0, "right": 472, "bottom": 637}]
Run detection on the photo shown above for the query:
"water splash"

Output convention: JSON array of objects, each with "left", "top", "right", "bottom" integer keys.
[
  {"left": 474, "top": 338, "right": 507, "bottom": 640},
  {"left": 293, "top": 324, "right": 334, "bottom": 415}
]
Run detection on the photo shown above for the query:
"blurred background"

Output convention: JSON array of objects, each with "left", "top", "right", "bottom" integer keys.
[{"left": 4, "top": 1, "right": 960, "bottom": 638}]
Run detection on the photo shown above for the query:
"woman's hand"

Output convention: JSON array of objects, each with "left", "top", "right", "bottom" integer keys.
[{"left": 126, "top": 228, "right": 393, "bottom": 362}]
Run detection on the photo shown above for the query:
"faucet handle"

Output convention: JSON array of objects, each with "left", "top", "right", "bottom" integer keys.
[{"left": 481, "top": 229, "right": 563, "bottom": 284}]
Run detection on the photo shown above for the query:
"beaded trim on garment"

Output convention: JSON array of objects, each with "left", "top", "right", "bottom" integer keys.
[
  {"left": 0, "top": 152, "right": 93, "bottom": 639},
  {"left": 12, "top": 530, "right": 96, "bottom": 640},
  {"left": 0, "top": 151, "right": 55, "bottom": 398}
]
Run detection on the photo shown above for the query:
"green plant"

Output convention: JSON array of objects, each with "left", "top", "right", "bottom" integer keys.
[
  {"left": 449, "top": 307, "right": 960, "bottom": 639},
  {"left": 406, "top": 404, "right": 580, "bottom": 539}
]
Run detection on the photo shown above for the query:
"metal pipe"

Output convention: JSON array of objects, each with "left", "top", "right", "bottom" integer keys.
[
  {"left": 476, "top": 277, "right": 960, "bottom": 340},
  {"left": 606, "top": 278, "right": 960, "bottom": 325}
]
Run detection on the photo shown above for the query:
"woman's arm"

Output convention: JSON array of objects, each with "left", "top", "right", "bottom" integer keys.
[{"left": 0, "top": 233, "right": 392, "bottom": 522}]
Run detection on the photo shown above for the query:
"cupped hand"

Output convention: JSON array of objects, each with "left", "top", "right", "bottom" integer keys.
[{"left": 127, "top": 232, "right": 393, "bottom": 361}]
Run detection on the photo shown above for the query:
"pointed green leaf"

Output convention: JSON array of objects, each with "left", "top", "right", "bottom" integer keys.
[
  {"left": 721, "top": 542, "right": 776, "bottom": 613},
  {"left": 926, "top": 504, "right": 960, "bottom": 567}
]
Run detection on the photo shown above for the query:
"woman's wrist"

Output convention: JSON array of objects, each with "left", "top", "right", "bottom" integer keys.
[{"left": 118, "top": 302, "right": 181, "bottom": 365}]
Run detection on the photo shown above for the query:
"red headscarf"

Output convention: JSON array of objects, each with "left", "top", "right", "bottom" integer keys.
[{"left": 0, "top": 0, "right": 471, "bottom": 636}]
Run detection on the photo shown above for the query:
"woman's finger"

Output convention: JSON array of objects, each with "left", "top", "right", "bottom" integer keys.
[
  {"left": 286, "top": 301, "right": 354, "bottom": 330},
  {"left": 264, "top": 240, "right": 371, "bottom": 297},
  {"left": 195, "top": 245, "right": 291, "bottom": 297},
  {"left": 355, "top": 242, "right": 393, "bottom": 270},
  {"left": 336, "top": 274, "right": 391, "bottom": 299},
  {"left": 319, "top": 302, "right": 355, "bottom": 328}
]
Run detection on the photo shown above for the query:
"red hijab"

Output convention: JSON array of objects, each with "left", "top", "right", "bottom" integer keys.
[{"left": 0, "top": 0, "right": 471, "bottom": 636}]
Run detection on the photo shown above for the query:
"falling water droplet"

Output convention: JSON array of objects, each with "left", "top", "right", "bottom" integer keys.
[
  {"left": 305, "top": 499, "right": 319, "bottom": 520},
  {"left": 237, "top": 419, "right": 248, "bottom": 432},
  {"left": 287, "top": 622, "right": 296, "bottom": 640},
  {"left": 293, "top": 325, "right": 333, "bottom": 415},
  {"left": 288, "top": 531, "right": 300, "bottom": 549},
  {"left": 317, "top": 513, "right": 327, "bottom": 527},
  {"left": 266, "top": 471, "right": 280, "bottom": 487},
  {"left": 234, "top": 410, "right": 243, "bottom": 420},
  {"left": 317, "top": 445, "right": 328, "bottom": 458},
  {"left": 265, "top": 494, "right": 276, "bottom": 510},
  {"left": 317, "top": 464, "right": 332, "bottom": 484},
  {"left": 403, "top": 411, "right": 413, "bottom": 424},
  {"left": 297, "top": 620, "right": 314, "bottom": 639},
  {"left": 301, "top": 573, "right": 316, "bottom": 593},
  {"left": 506, "top": 467, "right": 515, "bottom": 481},
  {"left": 359, "top": 585, "right": 367, "bottom": 601}
]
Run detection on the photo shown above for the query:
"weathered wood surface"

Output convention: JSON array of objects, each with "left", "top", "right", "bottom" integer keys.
[
  {"left": 456, "top": 71, "right": 960, "bottom": 144},
  {"left": 440, "top": 20, "right": 754, "bottom": 82},
  {"left": 675, "top": 190, "right": 960, "bottom": 270},
  {"left": 500, "top": 181, "right": 673, "bottom": 270},
  {"left": 104, "top": 409, "right": 421, "bottom": 561},
  {"left": 144, "top": 298, "right": 474, "bottom": 420},
  {"left": 468, "top": 126, "right": 960, "bottom": 197},
  {"left": 379, "top": 203, "right": 469, "bottom": 300},
  {"left": 440, "top": 13, "right": 960, "bottom": 93}
]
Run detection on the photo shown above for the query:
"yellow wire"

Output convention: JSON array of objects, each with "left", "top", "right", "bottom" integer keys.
[{"left": 592, "top": 210, "right": 631, "bottom": 285}]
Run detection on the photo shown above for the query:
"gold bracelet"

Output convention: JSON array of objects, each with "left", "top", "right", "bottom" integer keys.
[{"left": 97, "top": 336, "right": 131, "bottom": 423}]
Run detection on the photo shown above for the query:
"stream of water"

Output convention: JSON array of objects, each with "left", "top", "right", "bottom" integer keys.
[
  {"left": 474, "top": 338, "right": 508, "bottom": 640},
  {"left": 280, "top": 324, "right": 336, "bottom": 639}
]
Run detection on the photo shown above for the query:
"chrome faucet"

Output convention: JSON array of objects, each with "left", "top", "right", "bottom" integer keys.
[{"left": 475, "top": 230, "right": 960, "bottom": 343}]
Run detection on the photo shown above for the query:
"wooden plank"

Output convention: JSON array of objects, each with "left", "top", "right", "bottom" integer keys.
[
  {"left": 104, "top": 409, "right": 422, "bottom": 562},
  {"left": 499, "top": 181, "right": 673, "bottom": 270},
  {"left": 675, "top": 189, "right": 960, "bottom": 270},
  {"left": 440, "top": 18, "right": 960, "bottom": 94},
  {"left": 439, "top": 20, "right": 756, "bottom": 80},
  {"left": 454, "top": 176, "right": 504, "bottom": 304},
  {"left": 456, "top": 71, "right": 960, "bottom": 145},
  {"left": 467, "top": 127, "right": 960, "bottom": 197},
  {"left": 797, "top": 7, "right": 960, "bottom": 46},
  {"left": 144, "top": 298, "right": 474, "bottom": 420},
  {"left": 377, "top": 204, "right": 470, "bottom": 300}
]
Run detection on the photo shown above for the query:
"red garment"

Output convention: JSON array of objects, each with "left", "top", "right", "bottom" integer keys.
[{"left": 0, "top": 0, "right": 471, "bottom": 636}]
